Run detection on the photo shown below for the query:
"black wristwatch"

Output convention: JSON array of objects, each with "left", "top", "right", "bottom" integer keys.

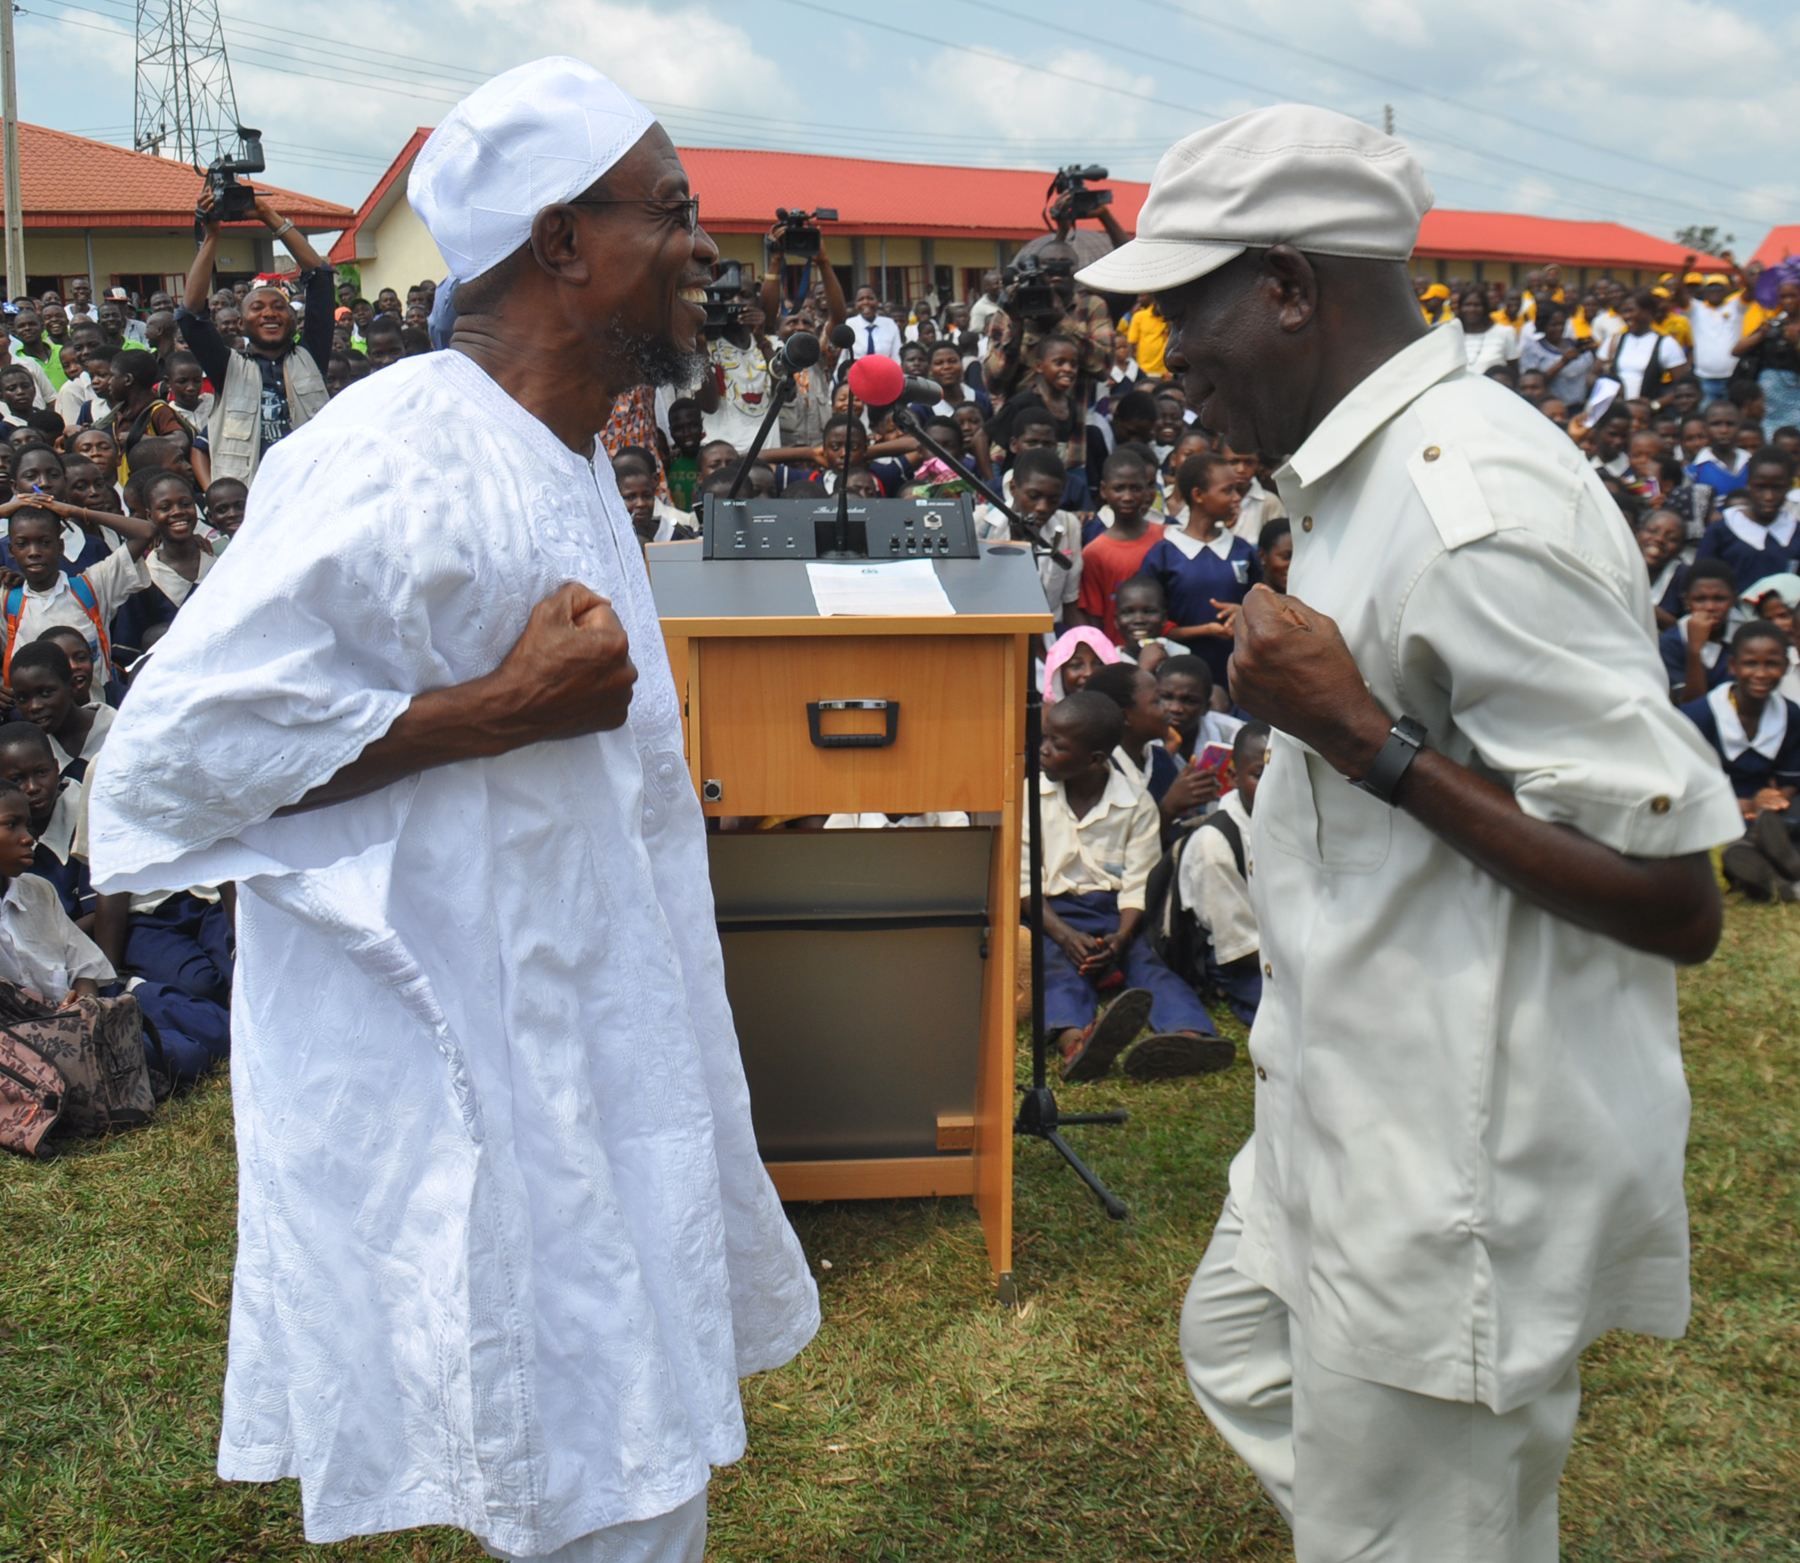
[{"left": 1350, "top": 715, "right": 1429, "bottom": 805}]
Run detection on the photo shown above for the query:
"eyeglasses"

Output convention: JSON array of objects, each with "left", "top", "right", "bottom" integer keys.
[{"left": 566, "top": 196, "right": 701, "bottom": 234}]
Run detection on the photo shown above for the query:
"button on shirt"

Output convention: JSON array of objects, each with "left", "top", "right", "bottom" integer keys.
[
  {"left": 1238, "top": 323, "right": 1742, "bottom": 1416},
  {"left": 1022, "top": 768, "right": 1162, "bottom": 910}
]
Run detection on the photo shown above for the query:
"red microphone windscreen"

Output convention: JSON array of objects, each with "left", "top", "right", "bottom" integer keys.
[{"left": 846, "top": 353, "right": 905, "bottom": 407}]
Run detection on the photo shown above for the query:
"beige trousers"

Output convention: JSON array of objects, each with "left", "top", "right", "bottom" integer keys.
[{"left": 1180, "top": 1189, "right": 1581, "bottom": 1562}]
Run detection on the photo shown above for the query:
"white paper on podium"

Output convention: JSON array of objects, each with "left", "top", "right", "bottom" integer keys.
[{"left": 806, "top": 558, "right": 956, "bottom": 617}]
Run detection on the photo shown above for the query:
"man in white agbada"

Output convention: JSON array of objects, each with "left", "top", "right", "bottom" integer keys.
[
  {"left": 86, "top": 58, "right": 818, "bottom": 1562},
  {"left": 1080, "top": 109, "right": 1742, "bottom": 1560}
]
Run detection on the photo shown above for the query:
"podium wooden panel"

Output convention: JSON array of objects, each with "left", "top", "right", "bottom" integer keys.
[{"left": 651, "top": 543, "right": 1050, "bottom": 1289}]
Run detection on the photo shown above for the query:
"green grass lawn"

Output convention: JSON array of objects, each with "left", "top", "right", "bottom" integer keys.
[{"left": 3, "top": 901, "right": 1796, "bottom": 1561}]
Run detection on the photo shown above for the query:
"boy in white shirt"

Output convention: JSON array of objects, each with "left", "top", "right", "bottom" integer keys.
[
  {"left": 1174, "top": 721, "right": 1269, "bottom": 1025},
  {"left": 0, "top": 776, "right": 113, "bottom": 1002},
  {"left": 1, "top": 502, "right": 155, "bottom": 686},
  {"left": 1025, "top": 690, "right": 1233, "bottom": 1083}
]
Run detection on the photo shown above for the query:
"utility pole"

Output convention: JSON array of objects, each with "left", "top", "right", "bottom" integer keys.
[
  {"left": 0, "top": 0, "right": 26, "bottom": 303},
  {"left": 1383, "top": 104, "right": 1394, "bottom": 136}
]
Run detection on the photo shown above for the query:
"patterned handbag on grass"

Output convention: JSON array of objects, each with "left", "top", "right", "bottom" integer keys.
[{"left": 0, "top": 983, "right": 161, "bottom": 1157}]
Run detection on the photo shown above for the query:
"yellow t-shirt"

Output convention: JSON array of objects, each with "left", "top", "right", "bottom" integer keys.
[
  {"left": 1125, "top": 307, "right": 1168, "bottom": 377},
  {"left": 1654, "top": 314, "right": 1694, "bottom": 349},
  {"left": 1743, "top": 301, "right": 1773, "bottom": 338}
]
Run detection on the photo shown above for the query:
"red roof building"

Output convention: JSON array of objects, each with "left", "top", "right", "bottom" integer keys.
[
  {"left": 330, "top": 135, "right": 1707, "bottom": 304},
  {"left": 3, "top": 121, "right": 351, "bottom": 304},
  {"left": 1753, "top": 226, "right": 1800, "bottom": 268}
]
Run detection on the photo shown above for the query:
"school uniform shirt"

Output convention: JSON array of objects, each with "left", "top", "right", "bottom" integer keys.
[
  {"left": 1077, "top": 527, "right": 1164, "bottom": 643},
  {"left": 1176, "top": 786, "right": 1258, "bottom": 964},
  {"left": 12, "top": 548, "right": 149, "bottom": 669},
  {"left": 1110, "top": 742, "right": 1181, "bottom": 804},
  {"left": 54, "top": 372, "right": 96, "bottom": 429},
  {"left": 28, "top": 778, "right": 94, "bottom": 920},
  {"left": 1678, "top": 682, "right": 1800, "bottom": 798},
  {"left": 1139, "top": 526, "right": 1258, "bottom": 688},
  {"left": 822, "top": 811, "right": 970, "bottom": 828},
  {"left": 9, "top": 351, "right": 53, "bottom": 409},
  {"left": 1648, "top": 556, "right": 1688, "bottom": 622},
  {"left": 1694, "top": 505, "right": 1800, "bottom": 591},
  {"left": 843, "top": 312, "right": 903, "bottom": 363},
  {"left": 1242, "top": 323, "right": 1741, "bottom": 1417},
  {"left": 1687, "top": 296, "right": 1746, "bottom": 382},
  {"left": 84, "top": 348, "right": 817, "bottom": 1556},
  {"left": 48, "top": 700, "right": 115, "bottom": 779},
  {"left": 974, "top": 500, "right": 1082, "bottom": 621},
  {"left": 1658, "top": 616, "right": 1732, "bottom": 693},
  {"left": 1232, "top": 477, "right": 1287, "bottom": 544},
  {"left": 0, "top": 869, "right": 113, "bottom": 998},
  {"left": 1687, "top": 446, "right": 1750, "bottom": 499},
  {"left": 1022, "top": 766, "right": 1162, "bottom": 910}
]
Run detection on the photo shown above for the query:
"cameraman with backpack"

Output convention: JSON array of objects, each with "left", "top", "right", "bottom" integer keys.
[{"left": 178, "top": 184, "right": 336, "bottom": 484}]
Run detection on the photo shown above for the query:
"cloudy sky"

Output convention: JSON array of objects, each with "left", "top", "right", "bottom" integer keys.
[{"left": 16, "top": 0, "right": 1798, "bottom": 249}]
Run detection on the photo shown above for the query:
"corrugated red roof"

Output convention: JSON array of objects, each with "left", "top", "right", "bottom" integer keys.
[
  {"left": 1753, "top": 226, "right": 1800, "bottom": 267},
  {"left": 329, "top": 137, "right": 1708, "bottom": 272},
  {"left": 3, "top": 121, "right": 351, "bottom": 231},
  {"left": 1415, "top": 210, "right": 1705, "bottom": 270}
]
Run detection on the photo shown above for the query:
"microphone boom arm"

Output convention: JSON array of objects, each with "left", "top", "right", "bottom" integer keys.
[{"left": 890, "top": 403, "right": 1071, "bottom": 569}]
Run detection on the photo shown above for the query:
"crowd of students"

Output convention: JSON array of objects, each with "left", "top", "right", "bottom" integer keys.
[{"left": 0, "top": 221, "right": 1793, "bottom": 1105}]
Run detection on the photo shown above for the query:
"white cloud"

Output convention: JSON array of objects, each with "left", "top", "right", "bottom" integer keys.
[{"left": 909, "top": 43, "right": 1165, "bottom": 155}]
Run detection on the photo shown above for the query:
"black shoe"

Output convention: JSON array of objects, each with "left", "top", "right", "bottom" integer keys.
[
  {"left": 1722, "top": 841, "right": 1782, "bottom": 902},
  {"left": 1060, "top": 988, "right": 1153, "bottom": 1082},
  {"left": 1754, "top": 810, "right": 1800, "bottom": 881},
  {"left": 1123, "top": 1032, "right": 1237, "bottom": 1080}
]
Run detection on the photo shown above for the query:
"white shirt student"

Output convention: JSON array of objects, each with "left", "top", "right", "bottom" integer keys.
[
  {"left": 0, "top": 869, "right": 113, "bottom": 999},
  {"left": 48, "top": 701, "right": 115, "bottom": 775},
  {"left": 12, "top": 548, "right": 149, "bottom": 661},
  {"left": 1176, "top": 785, "right": 1258, "bottom": 966},
  {"left": 844, "top": 308, "right": 904, "bottom": 363},
  {"left": 975, "top": 490, "right": 1084, "bottom": 625}
]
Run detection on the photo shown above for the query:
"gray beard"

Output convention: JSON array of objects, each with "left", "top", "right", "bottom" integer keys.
[{"left": 608, "top": 319, "right": 707, "bottom": 389}]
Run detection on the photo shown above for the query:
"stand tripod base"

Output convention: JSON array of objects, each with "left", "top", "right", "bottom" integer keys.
[{"left": 1015, "top": 1084, "right": 1130, "bottom": 1222}]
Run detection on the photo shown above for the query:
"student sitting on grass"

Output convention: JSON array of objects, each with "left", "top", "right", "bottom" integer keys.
[
  {"left": 1139, "top": 451, "right": 1260, "bottom": 695},
  {"left": 1661, "top": 558, "right": 1739, "bottom": 702},
  {"left": 1155, "top": 654, "right": 1243, "bottom": 763},
  {"left": 1042, "top": 625, "right": 1117, "bottom": 702},
  {"left": 1111, "top": 574, "right": 1182, "bottom": 671},
  {"left": 0, "top": 776, "right": 113, "bottom": 1004},
  {"left": 1174, "top": 721, "right": 1270, "bottom": 1027},
  {"left": 0, "top": 722, "right": 227, "bottom": 1078},
  {"left": 0, "top": 718, "right": 91, "bottom": 925},
  {"left": 1026, "top": 690, "right": 1234, "bottom": 1084},
  {"left": 1085, "top": 661, "right": 1219, "bottom": 825},
  {"left": 6, "top": 640, "right": 110, "bottom": 780},
  {"left": 1679, "top": 619, "right": 1800, "bottom": 901}
]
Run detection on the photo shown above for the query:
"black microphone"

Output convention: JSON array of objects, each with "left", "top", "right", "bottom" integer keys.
[
  {"left": 767, "top": 330, "right": 820, "bottom": 380},
  {"left": 828, "top": 322, "right": 857, "bottom": 350}
]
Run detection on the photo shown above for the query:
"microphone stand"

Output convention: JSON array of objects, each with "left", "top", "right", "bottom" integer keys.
[
  {"left": 890, "top": 403, "right": 1070, "bottom": 570},
  {"left": 883, "top": 413, "right": 1125, "bottom": 1217},
  {"left": 1013, "top": 673, "right": 1130, "bottom": 1223},
  {"left": 821, "top": 390, "right": 858, "bottom": 558},
  {"left": 724, "top": 374, "right": 800, "bottom": 501}
]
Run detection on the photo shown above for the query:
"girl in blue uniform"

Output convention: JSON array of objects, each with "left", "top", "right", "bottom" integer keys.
[{"left": 1138, "top": 452, "right": 1259, "bottom": 694}]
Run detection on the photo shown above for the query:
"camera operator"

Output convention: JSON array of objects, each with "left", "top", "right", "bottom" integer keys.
[
  {"left": 692, "top": 272, "right": 776, "bottom": 453},
  {"left": 981, "top": 238, "right": 1116, "bottom": 402},
  {"left": 178, "top": 185, "right": 335, "bottom": 484},
  {"left": 760, "top": 216, "right": 848, "bottom": 449}
]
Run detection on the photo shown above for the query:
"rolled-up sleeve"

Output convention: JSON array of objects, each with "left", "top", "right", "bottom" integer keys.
[{"left": 1397, "top": 528, "right": 1743, "bottom": 858}]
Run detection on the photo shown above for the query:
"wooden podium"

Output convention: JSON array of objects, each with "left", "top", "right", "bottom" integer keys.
[{"left": 650, "top": 541, "right": 1051, "bottom": 1288}]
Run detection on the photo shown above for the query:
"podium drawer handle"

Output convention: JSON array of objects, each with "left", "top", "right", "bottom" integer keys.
[{"left": 807, "top": 698, "right": 900, "bottom": 748}]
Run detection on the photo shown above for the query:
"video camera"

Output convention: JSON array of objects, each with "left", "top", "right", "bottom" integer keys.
[
  {"left": 1048, "top": 163, "right": 1112, "bottom": 221},
  {"left": 1000, "top": 254, "right": 1064, "bottom": 320},
  {"left": 702, "top": 259, "right": 749, "bottom": 332},
  {"left": 773, "top": 206, "right": 838, "bottom": 259},
  {"left": 203, "top": 125, "right": 266, "bottom": 223}
]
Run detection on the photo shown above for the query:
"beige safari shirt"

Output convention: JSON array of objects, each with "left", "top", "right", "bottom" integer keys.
[{"left": 1237, "top": 324, "right": 1741, "bottom": 1414}]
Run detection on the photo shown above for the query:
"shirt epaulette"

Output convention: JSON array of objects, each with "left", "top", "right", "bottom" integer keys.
[{"left": 1405, "top": 431, "right": 1496, "bottom": 552}]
